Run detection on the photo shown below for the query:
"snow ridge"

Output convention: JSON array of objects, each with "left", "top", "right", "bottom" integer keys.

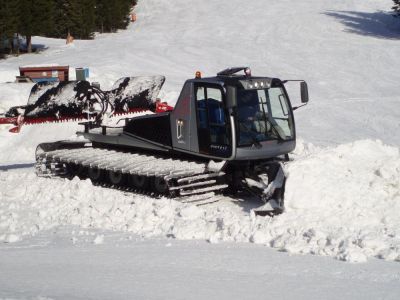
[{"left": 1, "top": 140, "right": 399, "bottom": 263}]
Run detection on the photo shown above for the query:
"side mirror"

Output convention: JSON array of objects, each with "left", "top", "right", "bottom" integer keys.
[{"left": 300, "top": 81, "right": 309, "bottom": 103}]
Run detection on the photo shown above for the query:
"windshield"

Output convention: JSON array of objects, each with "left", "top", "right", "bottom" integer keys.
[{"left": 237, "top": 87, "right": 294, "bottom": 146}]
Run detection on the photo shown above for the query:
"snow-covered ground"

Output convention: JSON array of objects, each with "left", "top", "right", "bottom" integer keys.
[
  {"left": 0, "top": 0, "right": 400, "bottom": 298},
  {"left": 1, "top": 231, "right": 400, "bottom": 300},
  {"left": 1, "top": 139, "right": 399, "bottom": 263}
]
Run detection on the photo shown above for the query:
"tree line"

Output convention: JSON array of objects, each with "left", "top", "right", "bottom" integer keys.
[
  {"left": 0, "top": 0, "right": 137, "bottom": 56},
  {"left": 394, "top": 0, "right": 400, "bottom": 16}
]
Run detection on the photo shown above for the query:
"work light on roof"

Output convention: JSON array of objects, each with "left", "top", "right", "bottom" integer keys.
[{"left": 244, "top": 67, "right": 251, "bottom": 77}]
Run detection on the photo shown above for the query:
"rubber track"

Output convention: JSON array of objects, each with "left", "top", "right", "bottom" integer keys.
[{"left": 36, "top": 146, "right": 228, "bottom": 205}]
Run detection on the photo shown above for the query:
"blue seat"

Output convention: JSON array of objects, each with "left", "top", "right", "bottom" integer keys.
[{"left": 208, "top": 99, "right": 224, "bottom": 125}]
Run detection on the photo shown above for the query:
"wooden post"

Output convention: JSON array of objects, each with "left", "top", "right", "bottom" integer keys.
[{"left": 66, "top": 32, "right": 74, "bottom": 44}]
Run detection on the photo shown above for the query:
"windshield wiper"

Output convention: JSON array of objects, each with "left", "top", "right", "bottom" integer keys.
[
  {"left": 258, "top": 106, "right": 286, "bottom": 142},
  {"left": 266, "top": 118, "right": 287, "bottom": 142},
  {"left": 239, "top": 123, "right": 262, "bottom": 148},
  {"left": 257, "top": 99, "right": 285, "bottom": 142}
]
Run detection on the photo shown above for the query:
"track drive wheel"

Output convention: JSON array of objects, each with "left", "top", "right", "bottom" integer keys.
[
  {"left": 108, "top": 171, "right": 126, "bottom": 186},
  {"left": 66, "top": 163, "right": 85, "bottom": 179},
  {"left": 88, "top": 167, "right": 104, "bottom": 183},
  {"left": 152, "top": 176, "right": 169, "bottom": 195},
  {"left": 129, "top": 174, "right": 149, "bottom": 190}
]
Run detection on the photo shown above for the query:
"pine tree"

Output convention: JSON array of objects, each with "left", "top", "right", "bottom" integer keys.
[
  {"left": 0, "top": 2, "right": 6, "bottom": 40},
  {"left": 33, "top": 0, "right": 55, "bottom": 36},
  {"left": 95, "top": 0, "right": 133, "bottom": 33},
  {"left": 0, "top": 0, "right": 19, "bottom": 54},
  {"left": 109, "top": 1, "right": 123, "bottom": 32},
  {"left": 80, "top": 0, "right": 96, "bottom": 39},
  {"left": 18, "top": 0, "right": 55, "bottom": 52},
  {"left": 62, "top": 0, "right": 81, "bottom": 38},
  {"left": 115, "top": 0, "right": 133, "bottom": 30},
  {"left": 393, "top": 0, "right": 400, "bottom": 16},
  {"left": 0, "top": 2, "right": 5, "bottom": 57},
  {"left": 95, "top": 0, "right": 115, "bottom": 33},
  {"left": 53, "top": 0, "right": 96, "bottom": 40},
  {"left": 52, "top": 0, "right": 70, "bottom": 38},
  {"left": 18, "top": 0, "right": 34, "bottom": 53}
]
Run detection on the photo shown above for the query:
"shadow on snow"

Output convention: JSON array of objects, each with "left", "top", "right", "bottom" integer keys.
[{"left": 324, "top": 10, "right": 400, "bottom": 39}]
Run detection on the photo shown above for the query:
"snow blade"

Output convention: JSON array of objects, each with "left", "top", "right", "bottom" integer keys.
[
  {"left": 253, "top": 199, "right": 284, "bottom": 217},
  {"left": 108, "top": 75, "right": 165, "bottom": 112},
  {"left": 255, "top": 163, "right": 285, "bottom": 216},
  {"left": 242, "top": 162, "right": 286, "bottom": 217}
]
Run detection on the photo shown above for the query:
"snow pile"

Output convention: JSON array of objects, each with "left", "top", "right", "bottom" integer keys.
[
  {"left": 281, "top": 140, "right": 400, "bottom": 262},
  {"left": 0, "top": 140, "right": 398, "bottom": 262}
]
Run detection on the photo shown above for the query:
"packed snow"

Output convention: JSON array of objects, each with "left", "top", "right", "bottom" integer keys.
[
  {"left": 0, "top": 0, "right": 400, "bottom": 298},
  {"left": 1, "top": 232, "right": 400, "bottom": 300},
  {"left": 1, "top": 139, "right": 399, "bottom": 263}
]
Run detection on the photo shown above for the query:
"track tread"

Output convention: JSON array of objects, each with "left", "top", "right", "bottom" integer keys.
[{"left": 36, "top": 145, "right": 228, "bottom": 206}]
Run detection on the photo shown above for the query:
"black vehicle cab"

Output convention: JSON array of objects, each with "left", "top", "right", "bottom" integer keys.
[{"left": 169, "top": 67, "right": 305, "bottom": 161}]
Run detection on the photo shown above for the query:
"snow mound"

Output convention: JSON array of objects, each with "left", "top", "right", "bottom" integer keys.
[
  {"left": 282, "top": 139, "right": 400, "bottom": 262},
  {"left": 0, "top": 139, "right": 399, "bottom": 262}
]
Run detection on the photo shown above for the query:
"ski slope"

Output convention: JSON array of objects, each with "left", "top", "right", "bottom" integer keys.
[{"left": 0, "top": 0, "right": 400, "bottom": 298}]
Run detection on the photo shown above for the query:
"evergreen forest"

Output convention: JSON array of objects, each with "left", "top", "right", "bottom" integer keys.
[{"left": 0, "top": 0, "right": 137, "bottom": 56}]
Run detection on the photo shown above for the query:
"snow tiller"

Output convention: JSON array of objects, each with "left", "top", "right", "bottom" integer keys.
[
  {"left": 23, "top": 67, "right": 309, "bottom": 216},
  {"left": 0, "top": 76, "right": 171, "bottom": 132}
]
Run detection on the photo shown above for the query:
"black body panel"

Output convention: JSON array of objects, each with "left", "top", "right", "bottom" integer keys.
[{"left": 124, "top": 113, "right": 172, "bottom": 147}]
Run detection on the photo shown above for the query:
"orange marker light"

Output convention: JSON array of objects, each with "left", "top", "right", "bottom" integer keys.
[{"left": 195, "top": 71, "right": 202, "bottom": 79}]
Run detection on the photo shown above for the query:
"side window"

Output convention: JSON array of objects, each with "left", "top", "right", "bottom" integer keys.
[
  {"left": 206, "top": 88, "right": 225, "bottom": 126},
  {"left": 269, "top": 87, "right": 288, "bottom": 117},
  {"left": 206, "top": 87, "right": 227, "bottom": 145},
  {"left": 196, "top": 87, "right": 207, "bottom": 129},
  {"left": 196, "top": 84, "right": 230, "bottom": 148},
  {"left": 207, "top": 88, "right": 222, "bottom": 102}
]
